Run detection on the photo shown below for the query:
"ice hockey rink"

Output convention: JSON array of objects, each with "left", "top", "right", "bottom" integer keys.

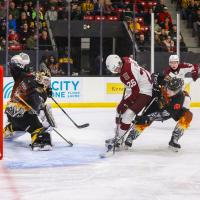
[{"left": 1, "top": 108, "right": 200, "bottom": 200}]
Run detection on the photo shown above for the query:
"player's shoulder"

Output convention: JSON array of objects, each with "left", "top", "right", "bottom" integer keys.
[{"left": 163, "top": 66, "right": 171, "bottom": 75}]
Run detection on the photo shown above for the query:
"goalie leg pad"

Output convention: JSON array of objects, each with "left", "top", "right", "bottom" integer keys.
[{"left": 43, "top": 104, "right": 56, "bottom": 127}]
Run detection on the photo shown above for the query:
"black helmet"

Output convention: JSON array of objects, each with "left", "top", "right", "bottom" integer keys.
[{"left": 166, "top": 77, "right": 184, "bottom": 91}]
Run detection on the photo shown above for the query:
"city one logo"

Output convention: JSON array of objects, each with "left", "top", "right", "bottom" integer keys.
[
  {"left": 4, "top": 81, "right": 14, "bottom": 99},
  {"left": 51, "top": 80, "right": 80, "bottom": 98},
  {"left": 3, "top": 80, "right": 80, "bottom": 99}
]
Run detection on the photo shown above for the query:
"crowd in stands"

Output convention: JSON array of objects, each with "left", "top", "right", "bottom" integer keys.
[
  {"left": 0, "top": 0, "right": 191, "bottom": 75},
  {"left": 175, "top": 0, "right": 200, "bottom": 46}
]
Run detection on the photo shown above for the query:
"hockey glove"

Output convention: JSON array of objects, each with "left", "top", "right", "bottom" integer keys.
[
  {"left": 191, "top": 64, "right": 199, "bottom": 81},
  {"left": 117, "top": 99, "right": 130, "bottom": 114},
  {"left": 47, "top": 87, "right": 53, "bottom": 97}
]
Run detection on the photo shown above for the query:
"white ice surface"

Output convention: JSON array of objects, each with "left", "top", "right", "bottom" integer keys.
[{"left": 0, "top": 108, "right": 200, "bottom": 200}]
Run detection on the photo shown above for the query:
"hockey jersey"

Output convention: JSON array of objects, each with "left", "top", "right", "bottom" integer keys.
[
  {"left": 120, "top": 57, "right": 152, "bottom": 102},
  {"left": 163, "top": 63, "right": 199, "bottom": 81}
]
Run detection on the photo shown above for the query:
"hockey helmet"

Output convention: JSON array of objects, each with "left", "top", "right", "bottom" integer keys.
[
  {"left": 166, "top": 77, "right": 184, "bottom": 91},
  {"left": 169, "top": 55, "right": 179, "bottom": 64},
  {"left": 19, "top": 52, "right": 30, "bottom": 65},
  {"left": 106, "top": 54, "right": 122, "bottom": 74},
  {"left": 10, "top": 55, "right": 24, "bottom": 69}
]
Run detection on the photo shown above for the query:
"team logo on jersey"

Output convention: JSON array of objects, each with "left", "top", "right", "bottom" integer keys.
[
  {"left": 123, "top": 72, "right": 130, "bottom": 80},
  {"left": 3, "top": 81, "right": 14, "bottom": 99}
]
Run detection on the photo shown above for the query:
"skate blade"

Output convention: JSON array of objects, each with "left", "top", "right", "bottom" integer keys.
[{"left": 168, "top": 145, "right": 179, "bottom": 152}]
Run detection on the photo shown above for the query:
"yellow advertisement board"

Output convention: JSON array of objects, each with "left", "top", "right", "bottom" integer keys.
[{"left": 106, "top": 83, "right": 124, "bottom": 94}]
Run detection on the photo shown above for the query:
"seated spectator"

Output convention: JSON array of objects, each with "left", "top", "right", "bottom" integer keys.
[
  {"left": 47, "top": 55, "right": 64, "bottom": 76},
  {"left": 0, "top": 3, "right": 5, "bottom": 19},
  {"left": 158, "top": 6, "right": 173, "bottom": 24},
  {"left": 154, "top": 18, "right": 162, "bottom": 35},
  {"left": 26, "top": 32, "right": 37, "bottom": 50},
  {"left": 8, "top": 14, "right": 17, "bottom": 32},
  {"left": 136, "top": 33, "right": 150, "bottom": 52},
  {"left": 0, "top": 19, "right": 6, "bottom": 38},
  {"left": 39, "top": 30, "right": 52, "bottom": 50},
  {"left": 9, "top": 1, "right": 20, "bottom": 20},
  {"left": 93, "top": 0, "right": 101, "bottom": 15},
  {"left": 81, "top": 0, "right": 94, "bottom": 15},
  {"left": 129, "top": 18, "right": 141, "bottom": 33},
  {"left": 20, "top": 23, "right": 31, "bottom": 45},
  {"left": 162, "top": 35, "right": 175, "bottom": 52},
  {"left": 45, "top": 5, "right": 58, "bottom": 21},
  {"left": 17, "top": 11, "right": 30, "bottom": 30},
  {"left": 21, "top": 3, "right": 32, "bottom": 20},
  {"left": 71, "top": 3, "right": 82, "bottom": 20},
  {"left": 8, "top": 29, "right": 20, "bottom": 45},
  {"left": 160, "top": 16, "right": 173, "bottom": 33},
  {"left": 159, "top": 28, "right": 168, "bottom": 41},
  {"left": 103, "top": 0, "right": 113, "bottom": 15}
]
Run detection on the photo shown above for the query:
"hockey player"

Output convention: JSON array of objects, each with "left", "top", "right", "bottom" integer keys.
[
  {"left": 124, "top": 75, "right": 193, "bottom": 152},
  {"left": 105, "top": 54, "right": 153, "bottom": 150},
  {"left": 3, "top": 53, "right": 55, "bottom": 151},
  {"left": 164, "top": 55, "right": 199, "bottom": 81}
]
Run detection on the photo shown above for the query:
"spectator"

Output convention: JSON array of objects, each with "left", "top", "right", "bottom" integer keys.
[
  {"left": 0, "top": 19, "right": 6, "bottom": 38},
  {"left": 160, "top": 16, "right": 173, "bottom": 33},
  {"left": 20, "top": 23, "right": 31, "bottom": 45},
  {"left": 21, "top": 3, "right": 32, "bottom": 20},
  {"left": 162, "top": 35, "right": 175, "bottom": 52},
  {"left": 26, "top": 33, "right": 37, "bottom": 50},
  {"left": 81, "top": 0, "right": 94, "bottom": 15},
  {"left": 9, "top": 1, "right": 19, "bottom": 20},
  {"left": 154, "top": 18, "right": 162, "bottom": 35},
  {"left": 8, "top": 14, "right": 17, "bottom": 32},
  {"left": 47, "top": 55, "right": 64, "bottom": 75},
  {"left": 129, "top": 18, "right": 141, "bottom": 33},
  {"left": 39, "top": 30, "right": 52, "bottom": 50},
  {"left": 136, "top": 33, "right": 150, "bottom": 52},
  {"left": 158, "top": 6, "right": 173, "bottom": 24},
  {"left": 45, "top": 5, "right": 58, "bottom": 21},
  {"left": 17, "top": 11, "right": 29, "bottom": 30},
  {"left": 0, "top": 3, "right": 5, "bottom": 19}
]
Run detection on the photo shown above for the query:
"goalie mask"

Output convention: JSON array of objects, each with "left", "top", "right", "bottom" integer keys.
[{"left": 10, "top": 55, "right": 24, "bottom": 69}]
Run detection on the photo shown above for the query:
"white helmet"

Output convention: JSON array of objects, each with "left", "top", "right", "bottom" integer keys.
[
  {"left": 106, "top": 54, "right": 122, "bottom": 74},
  {"left": 169, "top": 55, "right": 179, "bottom": 64},
  {"left": 19, "top": 52, "right": 30, "bottom": 65},
  {"left": 10, "top": 55, "right": 24, "bottom": 68}
]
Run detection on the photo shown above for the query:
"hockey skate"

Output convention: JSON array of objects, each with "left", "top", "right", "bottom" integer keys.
[
  {"left": 168, "top": 136, "right": 181, "bottom": 152},
  {"left": 124, "top": 129, "right": 140, "bottom": 149},
  {"left": 168, "top": 125, "right": 184, "bottom": 152},
  {"left": 3, "top": 123, "right": 15, "bottom": 139},
  {"left": 105, "top": 136, "right": 124, "bottom": 151},
  {"left": 31, "top": 131, "right": 53, "bottom": 151}
]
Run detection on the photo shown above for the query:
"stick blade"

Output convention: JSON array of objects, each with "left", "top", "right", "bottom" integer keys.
[{"left": 78, "top": 123, "right": 90, "bottom": 128}]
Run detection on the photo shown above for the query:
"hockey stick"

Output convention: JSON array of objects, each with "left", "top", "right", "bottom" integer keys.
[
  {"left": 113, "top": 88, "right": 126, "bottom": 154},
  {"left": 51, "top": 97, "right": 90, "bottom": 129},
  {"left": 16, "top": 95, "right": 73, "bottom": 146},
  {"left": 53, "top": 128, "right": 73, "bottom": 146}
]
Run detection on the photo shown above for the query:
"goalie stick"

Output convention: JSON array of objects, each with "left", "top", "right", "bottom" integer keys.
[
  {"left": 100, "top": 97, "right": 157, "bottom": 158},
  {"left": 51, "top": 97, "right": 90, "bottom": 129}
]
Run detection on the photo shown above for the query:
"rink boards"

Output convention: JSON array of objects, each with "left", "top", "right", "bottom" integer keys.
[{"left": 3, "top": 77, "right": 200, "bottom": 108}]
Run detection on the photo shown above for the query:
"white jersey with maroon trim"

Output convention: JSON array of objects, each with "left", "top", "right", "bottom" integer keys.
[
  {"left": 120, "top": 57, "right": 152, "bottom": 102},
  {"left": 163, "top": 63, "right": 198, "bottom": 79}
]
